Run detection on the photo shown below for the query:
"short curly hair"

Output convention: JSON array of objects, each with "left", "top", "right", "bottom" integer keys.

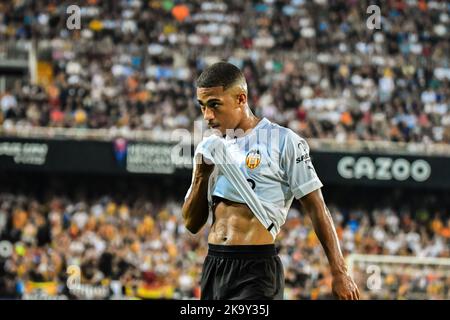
[{"left": 196, "top": 61, "right": 246, "bottom": 91}]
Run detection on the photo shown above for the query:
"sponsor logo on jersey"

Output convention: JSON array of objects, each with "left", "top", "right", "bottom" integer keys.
[
  {"left": 246, "top": 149, "right": 261, "bottom": 169},
  {"left": 296, "top": 154, "right": 311, "bottom": 164}
]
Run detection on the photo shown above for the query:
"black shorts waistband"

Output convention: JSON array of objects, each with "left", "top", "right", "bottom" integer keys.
[{"left": 207, "top": 244, "right": 277, "bottom": 259}]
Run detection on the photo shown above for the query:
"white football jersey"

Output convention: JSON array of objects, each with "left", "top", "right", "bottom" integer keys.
[{"left": 186, "top": 117, "right": 323, "bottom": 238}]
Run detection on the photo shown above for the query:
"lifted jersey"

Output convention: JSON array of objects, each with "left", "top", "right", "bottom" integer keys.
[{"left": 186, "top": 117, "right": 323, "bottom": 238}]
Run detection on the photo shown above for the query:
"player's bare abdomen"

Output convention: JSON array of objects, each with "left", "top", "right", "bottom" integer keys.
[{"left": 208, "top": 196, "right": 273, "bottom": 245}]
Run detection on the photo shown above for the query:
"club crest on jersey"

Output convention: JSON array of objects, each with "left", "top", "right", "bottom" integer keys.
[{"left": 246, "top": 149, "right": 261, "bottom": 169}]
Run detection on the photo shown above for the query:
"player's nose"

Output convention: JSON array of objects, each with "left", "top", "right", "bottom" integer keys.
[{"left": 203, "top": 107, "right": 215, "bottom": 121}]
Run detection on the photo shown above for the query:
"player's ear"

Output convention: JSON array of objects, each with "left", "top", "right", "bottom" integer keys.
[{"left": 237, "top": 92, "right": 247, "bottom": 107}]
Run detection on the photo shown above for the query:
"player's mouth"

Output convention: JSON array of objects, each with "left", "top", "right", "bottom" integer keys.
[{"left": 208, "top": 123, "right": 220, "bottom": 129}]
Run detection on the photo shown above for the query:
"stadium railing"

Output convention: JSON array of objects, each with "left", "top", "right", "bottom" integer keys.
[{"left": 1, "top": 125, "right": 450, "bottom": 156}]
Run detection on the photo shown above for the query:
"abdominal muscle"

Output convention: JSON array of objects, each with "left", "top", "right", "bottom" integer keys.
[{"left": 208, "top": 197, "right": 274, "bottom": 245}]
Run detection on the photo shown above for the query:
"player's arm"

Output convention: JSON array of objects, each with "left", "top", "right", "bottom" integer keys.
[
  {"left": 282, "top": 130, "right": 359, "bottom": 299},
  {"left": 181, "top": 158, "right": 214, "bottom": 234},
  {"left": 299, "top": 189, "right": 360, "bottom": 300}
]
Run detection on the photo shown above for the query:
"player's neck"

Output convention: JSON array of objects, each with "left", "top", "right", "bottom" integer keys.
[
  {"left": 235, "top": 116, "right": 260, "bottom": 134},
  {"left": 236, "top": 109, "right": 261, "bottom": 132}
]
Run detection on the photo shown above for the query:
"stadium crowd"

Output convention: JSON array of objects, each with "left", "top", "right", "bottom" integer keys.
[
  {"left": 0, "top": 0, "right": 449, "bottom": 143},
  {"left": 0, "top": 188, "right": 449, "bottom": 300}
]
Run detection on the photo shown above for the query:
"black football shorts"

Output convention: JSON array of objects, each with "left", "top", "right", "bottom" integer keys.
[{"left": 200, "top": 244, "right": 284, "bottom": 300}]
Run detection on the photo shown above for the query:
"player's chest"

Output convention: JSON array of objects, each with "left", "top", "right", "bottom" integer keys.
[{"left": 225, "top": 140, "right": 279, "bottom": 174}]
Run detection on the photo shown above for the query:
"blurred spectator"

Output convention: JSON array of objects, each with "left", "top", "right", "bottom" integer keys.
[
  {"left": 0, "top": 0, "right": 448, "bottom": 143},
  {"left": 0, "top": 187, "right": 448, "bottom": 300}
]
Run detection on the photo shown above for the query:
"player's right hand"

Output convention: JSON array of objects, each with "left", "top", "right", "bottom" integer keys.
[{"left": 197, "top": 155, "right": 215, "bottom": 176}]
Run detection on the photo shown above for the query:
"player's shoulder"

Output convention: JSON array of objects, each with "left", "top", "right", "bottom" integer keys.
[{"left": 262, "top": 118, "right": 307, "bottom": 149}]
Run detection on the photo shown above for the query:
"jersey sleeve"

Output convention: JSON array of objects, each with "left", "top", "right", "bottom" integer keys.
[{"left": 281, "top": 130, "right": 323, "bottom": 199}]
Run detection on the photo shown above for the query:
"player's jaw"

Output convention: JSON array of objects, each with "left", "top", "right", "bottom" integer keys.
[
  {"left": 208, "top": 119, "right": 240, "bottom": 136},
  {"left": 207, "top": 122, "right": 226, "bottom": 136},
  {"left": 208, "top": 122, "right": 220, "bottom": 130}
]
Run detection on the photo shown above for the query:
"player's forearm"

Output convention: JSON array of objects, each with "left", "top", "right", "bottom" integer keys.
[
  {"left": 309, "top": 204, "right": 347, "bottom": 276},
  {"left": 182, "top": 171, "right": 211, "bottom": 233}
]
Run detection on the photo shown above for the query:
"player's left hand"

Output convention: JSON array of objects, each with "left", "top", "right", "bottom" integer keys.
[{"left": 332, "top": 272, "right": 360, "bottom": 300}]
